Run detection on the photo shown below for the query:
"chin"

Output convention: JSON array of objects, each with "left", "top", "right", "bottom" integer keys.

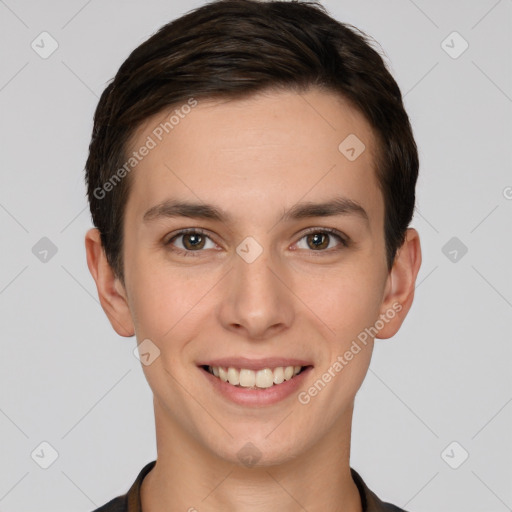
[{"left": 206, "top": 429, "right": 305, "bottom": 468}]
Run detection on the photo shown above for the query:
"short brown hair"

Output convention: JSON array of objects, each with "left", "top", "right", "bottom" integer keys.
[{"left": 85, "top": 0, "right": 419, "bottom": 281}]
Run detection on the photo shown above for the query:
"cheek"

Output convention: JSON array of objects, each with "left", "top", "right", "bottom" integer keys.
[
  {"left": 296, "top": 264, "right": 386, "bottom": 345},
  {"left": 126, "top": 255, "right": 220, "bottom": 341}
]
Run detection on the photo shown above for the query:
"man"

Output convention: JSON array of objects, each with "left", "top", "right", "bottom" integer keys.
[{"left": 85, "top": 1, "right": 422, "bottom": 510}]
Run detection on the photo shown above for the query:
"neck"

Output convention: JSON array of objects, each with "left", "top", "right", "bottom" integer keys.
[{"left": 141, "top": 400, "right": 362, "bottom": 512}]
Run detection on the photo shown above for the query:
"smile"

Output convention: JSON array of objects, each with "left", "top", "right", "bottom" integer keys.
[{"left": 204, "top": 365, "right": 306, "bottom": 389}]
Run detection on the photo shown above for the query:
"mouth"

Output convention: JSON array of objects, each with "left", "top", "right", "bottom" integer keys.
[{"left": 200, "top": 364, "right": 311, "bottom": 390}]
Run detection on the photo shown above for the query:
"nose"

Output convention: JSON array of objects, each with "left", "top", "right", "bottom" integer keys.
[{"left": 217, "top": 243, "right": 295, "bottom": 340}]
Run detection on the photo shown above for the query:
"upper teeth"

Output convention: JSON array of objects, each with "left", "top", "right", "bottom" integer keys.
[{"left": 208, "top": 365, "right": 302, "bottom": 388}]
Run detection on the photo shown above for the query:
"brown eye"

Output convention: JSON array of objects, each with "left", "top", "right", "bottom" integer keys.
[
  {"left": 166, "top": 229, "right": 216, "bottom": 253},
  {"left": 182, "top": 232, "right": 206, "bottom": 250},
  {"left": 295, "top": 229, "right": 348, "bottom": 252},
  {"left": 306, "top": 233, "right": 329, "bottom": 250}
]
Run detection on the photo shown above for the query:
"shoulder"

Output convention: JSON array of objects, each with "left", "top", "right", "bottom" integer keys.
[
  {"left": 350, "top": 467, "right": 410, "bottom": 512},
  {"left": 90, "top": 495, "right": 127, "bottom": 512},
  {"left": 90, "top": 460, "right": 156, "bottom": 512},
  {"left": 378, "top": 502, "right": 409, "bottom": 512}
]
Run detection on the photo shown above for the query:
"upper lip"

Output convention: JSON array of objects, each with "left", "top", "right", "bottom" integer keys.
[{"left": 197, "top": 357, "right": 313, "bottom": 371}]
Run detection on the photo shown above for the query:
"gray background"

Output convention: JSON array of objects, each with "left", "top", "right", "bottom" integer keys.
[{"left": 0, "top": 0, "right": 511, "bottom": 510}]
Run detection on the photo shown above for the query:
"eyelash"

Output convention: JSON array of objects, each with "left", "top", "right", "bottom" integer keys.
[
  {"left": 294, "top": 227, "right": 349, "bottom": 254},
  {"left": 164, "top": 227, "right": 349, "bottom": 257},
  {"left": 164, "top": 228, "right": 216, "bottom": 257}
]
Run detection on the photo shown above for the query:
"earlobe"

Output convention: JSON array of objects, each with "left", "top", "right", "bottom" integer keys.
[
  {"left": 377, "top": 228, "right": 422, "bottom": 339},
  {"left": 84, "top": 228, "right": 135, "bottom": 337}
]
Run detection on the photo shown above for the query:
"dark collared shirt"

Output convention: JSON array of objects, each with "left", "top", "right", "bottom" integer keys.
[{"left": 92, "top": 461, "right": 408, "bottom": 512}]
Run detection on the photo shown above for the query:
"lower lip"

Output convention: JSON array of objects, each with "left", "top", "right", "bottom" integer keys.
[{"left": 199, "top": 366, "right": 313, "bottom": 407}]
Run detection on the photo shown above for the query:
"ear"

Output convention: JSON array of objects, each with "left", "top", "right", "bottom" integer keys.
[
  {"left": 376, "top": 228, "right": 422, "bottom": 339},
  {"left": 85, "top": 228, "right": 135, "bottom": 337}
]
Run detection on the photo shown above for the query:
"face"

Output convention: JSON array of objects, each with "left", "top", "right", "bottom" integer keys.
[{"left": 90, "top": 87, "right": 419, "bottom": 467}]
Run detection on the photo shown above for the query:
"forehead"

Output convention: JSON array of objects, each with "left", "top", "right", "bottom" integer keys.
[{"left": 123, "top": 87, "right": 383, "bottom": 228}]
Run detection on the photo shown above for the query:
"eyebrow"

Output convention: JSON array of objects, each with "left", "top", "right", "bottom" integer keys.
[
  {"left": 281, "top": 197, "right": 369, "bottom": 225},
  {"left": 142, "top": 196, "right": 369, "bottom": 225}
]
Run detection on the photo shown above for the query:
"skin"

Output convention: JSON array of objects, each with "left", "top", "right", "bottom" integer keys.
[{"left": 85, "top": 87, "right": 421, "bottom": 512}]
